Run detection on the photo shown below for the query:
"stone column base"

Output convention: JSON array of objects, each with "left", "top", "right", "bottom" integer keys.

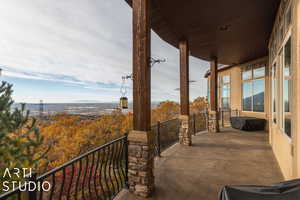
[
  {"left": 208, "top": 111, "right": 220, "bottom": 133},
  {"left": 179, "top": 115, "right": 192, "bottom": 146},
  {"left": 128, "top": 130, "right": 154, "bottom": 198}
]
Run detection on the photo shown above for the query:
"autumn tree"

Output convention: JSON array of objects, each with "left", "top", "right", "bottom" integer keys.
[
  {"left": 151, "top": 101, "right": 180, "bottom": 123},
  {"left": 0, "top": 82, "right": 48, "bottom": 185},
  {"left": 190, "top": 97, "right": 207, "bottom": 114}
]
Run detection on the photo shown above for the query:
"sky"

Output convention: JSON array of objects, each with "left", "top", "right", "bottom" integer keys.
[{"left": 0, "top": 0, "right": 209, "bottom": 103}]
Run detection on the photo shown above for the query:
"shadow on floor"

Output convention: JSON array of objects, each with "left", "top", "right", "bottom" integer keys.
[{"left": 116, "top": 128, "right": 283, "bottom": 200}]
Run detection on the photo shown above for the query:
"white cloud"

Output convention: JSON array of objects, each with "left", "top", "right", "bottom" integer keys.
[{"left": 0, "top": 0, "right": 209, "bottom": 103}]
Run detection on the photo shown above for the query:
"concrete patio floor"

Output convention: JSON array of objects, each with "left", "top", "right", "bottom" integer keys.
[{"left": 117, "top": 128, "right": 283, "bottom": 200}]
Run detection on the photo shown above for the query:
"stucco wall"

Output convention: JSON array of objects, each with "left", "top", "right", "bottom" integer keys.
[
  {"left": 205, "top": 0, "right": 300, "bottom": 179},
  {"left": 268, "top": 0, "right": 298, "bottom": 180},
  {"left": 207, "top": 57, "right": 269, "bottom": 128},
  {"left": 292, "top": 0, "right": 300, "bottom": 178}
]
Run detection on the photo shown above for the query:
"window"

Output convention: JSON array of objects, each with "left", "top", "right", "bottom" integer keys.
[
  {"left": 242, "top": 65, "right": 265, "bottom": 112},
  {"left": 283, "top": 38, "right": 291, "bottom": 137},
  {"left": 207, "top": 79, "right": 210, "bottom": 104},
  {"left": 242, "top": 82, "right": 252, "bottom": 111},
  {"left": 222, "top": 75, "right": 230, "bottom": 84},
  {"left": 272, "top": 63, "right": 277, "bottom": 123},
  {"left": 253, "top": 80, "right": 265, "bottom": 112},
  {"left": 253, "top": 66, "right": 265, "bottom": 78},
  {"left": 220, "top": 75, "right": 230, "bottom": 110},
  {"left": 222, "top": 85, "right": 230, "bottom": 109}
]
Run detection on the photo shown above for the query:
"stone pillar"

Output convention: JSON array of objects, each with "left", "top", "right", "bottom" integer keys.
[
  {"left": 208, "top": 58, "right": 220, "bottom": 133},
  {"left": 128, "top": 131, "right": 154, "bottom": 197},
  {"left": 179, "top": 115, "right": 192, "bottom": 146},
  {"left": 208, "top": 111, "right": 220, "bottom": 133}
]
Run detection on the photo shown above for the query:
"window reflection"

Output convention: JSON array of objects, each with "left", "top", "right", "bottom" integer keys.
[
  {"left": 242, "top": 65, "right": 265, "bottom": 112},
  {"left": 222, "top": 75, "right": 230, "bottom": 84},
  {"left": 253, "top": 80, "right": 265, "bottom": 112},
  {"left": 253, "top": 67, "right": 265, "bottom": 78},
  {"left": 284, "top": 38, "right": 291, "bottom": 137},
  {"left": 222, "top": 85, "right": 230, "bottom": 109},
  {"left": 242, "top": 70, "right": 252, "bottom": 80},
  {"left": 243, "top": 82, "right": 252, "bottom": 111}
]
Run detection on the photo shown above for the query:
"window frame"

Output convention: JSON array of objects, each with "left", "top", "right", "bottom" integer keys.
[
  {"left": 219, "top": 74, "right": 231, "bottom": 110},
  {"left": 241, "top": 64, "right": 266, "bottom": 113}
]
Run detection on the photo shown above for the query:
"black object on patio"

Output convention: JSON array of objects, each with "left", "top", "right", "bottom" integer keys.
[
  {"left": 219, "top": 179, "right": 300, "bottom": 200},
  {"left": 230, "top": 117, "right": 266, "bottom": 131}
]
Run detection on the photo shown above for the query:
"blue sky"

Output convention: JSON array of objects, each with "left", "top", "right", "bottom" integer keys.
[{"left": 0, "top": 0, "right": 209, "bottom": 103}]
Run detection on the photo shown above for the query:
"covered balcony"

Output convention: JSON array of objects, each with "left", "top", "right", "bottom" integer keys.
[
  {"left": 124, "top": 0, "right": 283, "bottom": 198},
  {"left": 117, "top": 128, "right": 283, "bottom": 200}
]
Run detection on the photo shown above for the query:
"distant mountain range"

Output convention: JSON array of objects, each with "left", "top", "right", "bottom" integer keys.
[{"left": 12, "top": 102, "right": 160, "bottom": 116}]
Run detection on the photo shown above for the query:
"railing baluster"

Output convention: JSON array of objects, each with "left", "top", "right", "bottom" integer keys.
[
  {"left": 58, "top": 168, "right": 66, "bottom": 200},
  {"left": 74, "top": 159, "right": 82, "bottom": 200},
  {"left": 17, "top": 191, "right": 21, "bottom": 200},
  {"left": 82, "top": 156, "right": 89, "bottom": 200},
  {"left": 28, "top": 172, "right": 37, "bottom": 200},
  {"left": 66, "top": 164, "right": 75, "bottom": 200},
  {"left": 111, "top": 142, "right": 119, "bottom": 193},
  {"left": 108, "top": 143, "right": 116, "bottom": 196},
  {"left": 193, "top": 113, "right": 196, "bottom": 135},
  {"left": 116, "top": 140, "right": 124, "bottom": 189},
  {"left": 119, "top": 139, "right": 126, "bottom": 187},
  {"left": 49, "top": 173, "right": 56, "bottom": 200},
  {"left": 124, "top": 134, "right": 129, "bottom": 187},
  {"left": 38, "top": 177, "right": 44, "bottom": 200},
  {"left": 104, "top": 147, "right": 111, "bottom": 198},
  {"left": 113, "top": 141, "right": 121, "bottom": 192},
  {"left": 157, "top": 121, "right": 161, "bottom": 157},
  {"left": 88, "top": 153, "right": 95, "bottom": 199},
  {"left": 99, "top": 149, "right": 107, "bottom": 199},
  {"left": 93, "top": 150, "right": 101, "bottom": 199}
]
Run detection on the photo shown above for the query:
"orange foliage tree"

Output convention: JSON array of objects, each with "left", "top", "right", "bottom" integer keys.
[
  {"left": 39, "top": 111, "right": 132, "bottom": 169},
  {"left": 151, "top": 101, "right": 180, "bottom": 123},
  {"left": 38, "top": 97, "right": 206, "bottom": 170}
]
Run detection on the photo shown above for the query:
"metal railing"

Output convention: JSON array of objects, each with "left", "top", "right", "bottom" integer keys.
[
  {"left": 0, "top": 135, "right": 128, "bottom": 200},
  {"left": 219, "top": 109, "right": 239, "bottom": 127},
  {"left": 0, "top": 113, "right": 208, "bottom": 199},
  {"left": 190, "top": 112, "right": 207, "bottom": 135},
  {"left": 151, "top": 118, "right": 180, "bottom": 157},
  {"left": 152, "top": 112, "right": 207, "bottom": 157}
]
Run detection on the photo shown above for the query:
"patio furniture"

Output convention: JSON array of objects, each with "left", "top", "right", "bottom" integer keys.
[
  {"left": 219, "top": 179, "right": 300, "bottom": 200},
  {"left": 230, "top": 117, "right": 266, "bottom": 131}
]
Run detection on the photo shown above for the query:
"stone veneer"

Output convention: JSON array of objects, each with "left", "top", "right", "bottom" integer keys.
[
  {"left": 208, "top": 111, "right": 220, "bottom": 133},
  {"left": 128, "top": 130, "right": 154, "bottom": 197},
  {"left": 179, "top": 115, "right": 192, "bottom": 146}
]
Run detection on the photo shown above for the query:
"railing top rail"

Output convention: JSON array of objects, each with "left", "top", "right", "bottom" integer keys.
[
  {"left": 0, "top": 186, "right": 20, "bottom": 199},
  {"left": 38, "top": 134, "right": 127, "bottom": 180}
]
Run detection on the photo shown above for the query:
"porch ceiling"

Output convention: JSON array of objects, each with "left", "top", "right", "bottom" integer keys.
[{"left": 125, "top": 0, "right": 280, "bottom": 65}]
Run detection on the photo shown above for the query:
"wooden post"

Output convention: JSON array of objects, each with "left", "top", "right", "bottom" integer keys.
[
  {"left": 179, "top": 39, "right": 190, "bottom": 116},
  {"left": 208, "top": 58, "right": 220, "bottom": 133},
  {"left": 179, "top": 39, "right": 192, "bottom": 145},
  {"left": 128, "top": 0, "right": 154, "bottom": 197},
  {"left": 210, "top": 58, "right": 218, "bottom": 112},
  {"left": 132, "top": 0, "right": 151, "bottom": 132}
]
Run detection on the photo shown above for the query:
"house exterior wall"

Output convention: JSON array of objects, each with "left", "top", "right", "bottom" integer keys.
[
  {"left": 292, "top": 0, "right": 300, "bottom": 178},
  {"left": 207, "top": 57, "right": 269, "bottom": 129},
  {"left": 268, "top": 0, "right": 298, "bottom": 180},
  {"left": 205, "top": 0, "right": 300, "bottom": 180}
]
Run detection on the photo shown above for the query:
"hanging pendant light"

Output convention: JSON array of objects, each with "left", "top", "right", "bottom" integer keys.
[
  {"left": 120, "top": 76, "right": 129, "bottom": 109},
  {"left": 120, "top": 96, "right": 128, "bottom": 109}
]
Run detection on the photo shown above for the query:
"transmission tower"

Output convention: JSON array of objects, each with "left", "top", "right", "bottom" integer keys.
[{"left": 39, "top": 100, "right": 44, "bottom": 117}]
